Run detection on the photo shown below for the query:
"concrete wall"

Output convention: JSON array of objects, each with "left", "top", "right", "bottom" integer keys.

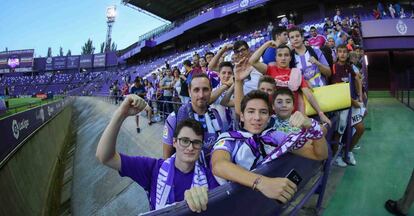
[{"left": 0, "top": 105, "right": 73, "bottom": 216}]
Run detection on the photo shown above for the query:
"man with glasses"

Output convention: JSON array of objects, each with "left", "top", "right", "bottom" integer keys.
[{"left": 96, "top": 95, "right": 218, "bottom": 212}]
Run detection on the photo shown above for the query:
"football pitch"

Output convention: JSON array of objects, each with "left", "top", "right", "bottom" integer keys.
[{"left": 1, "top": 97, "right": 63, "bottom": 119}]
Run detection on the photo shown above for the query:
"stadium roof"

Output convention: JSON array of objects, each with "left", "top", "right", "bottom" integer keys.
[{"left": 123, "top": 0, "right": 213, "bottom": 21}]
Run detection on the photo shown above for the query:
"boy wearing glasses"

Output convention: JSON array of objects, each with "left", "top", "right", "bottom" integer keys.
[{"left": 96, "top": 95, "right": 218, "bottom": 212}]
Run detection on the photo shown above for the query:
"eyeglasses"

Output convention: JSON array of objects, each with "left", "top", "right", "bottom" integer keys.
[
  {"left": 234, "top": 47, "right": 247, "bottom": 54},
  {"left": 177, "top": 137, "right": 203, "bottom": 149}
]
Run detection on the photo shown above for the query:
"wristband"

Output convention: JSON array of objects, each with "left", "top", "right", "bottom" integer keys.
[{"left": 252, "top": 176, "right": 262, "bottom": 191}]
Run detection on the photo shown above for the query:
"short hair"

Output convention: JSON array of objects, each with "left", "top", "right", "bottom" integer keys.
[
  {"left": 240, "top": 90, "right": 271, "bottom": 113},
  {"left": 189, "top": 73, "right": 211, "bottom": 89},
  {"left": 310, "top": 26, "right": 317, "bottom": 30},
  {"left": 218, "top": 61, "right": 234, "bottom": 72},
  {"left": 173, "top": 119, "right": 204, "bottom": 140},
  {"left": 233, "top": 40, "right": 249, "bottom": 51},
  {"left": 273, "top": 88, "right": 295, "bottom": 102},
  {"left": 337, "top": 44, "right": 348, "bottom": 52},
  {"left": 276, "top": 44, "right": 292, "bottom": 54},
  {"left": 258, "top": 75, "right": 276, "bottom": 88},
  {"left": 183, "top": 60, "right": 192, "bottom": 67},
  {"left": 205, "top": 52, "right": 214, "bottom": 57},
  {"left": 287, "top": 26, "right": 304, "bottom": 37},
  {"left": 271, "top": 26, "right": 287, "bottom": 40}
]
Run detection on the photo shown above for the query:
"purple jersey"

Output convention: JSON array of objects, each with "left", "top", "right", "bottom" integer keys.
[
  {"left": 119, "top": 154, "right": 218, "bottom": 210},
  {"left": 294, "top": 48, "right": 329, "bottom": 87}
]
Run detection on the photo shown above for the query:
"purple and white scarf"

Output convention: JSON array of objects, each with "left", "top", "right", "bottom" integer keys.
[
  {"left": 215, "top": 119, "right": 323, "bottom": 167},
  {"left": 262, "top": 120, "right": 323, "bottom": 164},
  {"left": 155, "top": 154, "right": 208, "bottom": 210}
]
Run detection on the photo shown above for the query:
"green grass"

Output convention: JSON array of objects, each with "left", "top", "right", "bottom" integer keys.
[{"left": 1, "top": 97, "right": 64, "bottom": 119}]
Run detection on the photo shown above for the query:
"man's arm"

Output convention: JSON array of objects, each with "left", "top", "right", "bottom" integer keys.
[
  {"left": 208, "top": 44, "right": 233, "bottom": 72},
  {"left": 301, "top": 87, "right": 332, "bottom": 126},
  {"left": 211, "top": 150, "right": 297, "bottom": 203},
  {"left": 209, "top": 79, "right": 233, "bottom": 104},
  {"left": 163, "top": 143, "right": 175, "bottom": 159},
  {"left": 288, "top": 112, "right": 328, "bottom": 161},
  {"left": 96, "top": 95, "right": 148, "bottom": 171},
  {"left": 248, "top": 41, "right": 276, "bottom": 74},
  {"left": 234, "top": 57, "right": 252, "bottom": 116},
  {"left": 162, "top": 113, "right": 177, "bottom": 159},
  {"left": 220, "top": 84, "right": 235, "bottom": 107},
  {"left": 309, "top": 54, "right": 332, "bottom": 78}
]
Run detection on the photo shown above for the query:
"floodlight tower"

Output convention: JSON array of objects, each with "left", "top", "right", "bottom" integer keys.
[{"left": 105, "top": 5, "right": 116, "bottom": 52}]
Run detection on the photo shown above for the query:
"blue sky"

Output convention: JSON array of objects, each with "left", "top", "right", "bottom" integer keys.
[{"left": 0, "top": 0, "right": 166, "bottom": 57}]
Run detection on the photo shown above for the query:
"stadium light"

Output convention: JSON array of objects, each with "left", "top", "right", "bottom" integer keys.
[
  {"left": 277, "top": 14, "right": 286, "bottom": 18},
  {"left": 105, "top": 6, "right": 117, "bottom": 52}
]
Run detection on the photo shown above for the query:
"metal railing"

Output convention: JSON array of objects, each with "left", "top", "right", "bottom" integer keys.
[
  {"left": 394, "top": 69, "right": 414, "bottom": 110},
  {"left": 93, "top": 94, "right": 183, "bottom": 122}
]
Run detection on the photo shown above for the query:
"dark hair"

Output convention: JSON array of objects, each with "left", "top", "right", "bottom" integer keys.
[
  {"left": 258, "top": 75, "right": 276, "bottom": 88},
  {"left": 183, "top": 60, "right": 192, "bottom": 67},
  {"left": 287, "top": 26, "right": 304, "bottom": 37},
  {"left": 337, "top": 44, "right": 348, "bottom": 52},
  {"left": 173, "top": 119, "right": 204, "bottom": 140},
  {"left": 310, "top": 26, "right": 316, "bottom": 30},
  {"left": 205, "top": 52, "right": 214, "bottom": 58},
  {"left": 233, "top": 40, "right": 249, "bottom": 51},
  {"left": 276, "top": 44, "right": 292, "bottom": 55},
  {"left": 218, "top": 61, "right": 234, "bottom": 72},
  {"left": 273, "top": 88, "right": 295, "bottom": 102},
  {"left": 189, "top": 73, "right": 211, "bottom": 89},
  {"left": 271, "top": 26, "right": 287, "bottom": 40},
  {"left": 240, "top": 90, "right": 271, "bottom": 113}
]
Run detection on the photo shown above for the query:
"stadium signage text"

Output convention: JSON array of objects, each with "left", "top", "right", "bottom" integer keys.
[
  {"left": 12, "top": 119, "right": 30, "bottom": 140},
  {"left": 0, "top": 98, "right": 72, "bottom": 164}
]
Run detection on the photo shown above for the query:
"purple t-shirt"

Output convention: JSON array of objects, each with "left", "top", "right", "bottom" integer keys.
[{"left": 119, "top": 154, "right": 219, "bottom": 210}]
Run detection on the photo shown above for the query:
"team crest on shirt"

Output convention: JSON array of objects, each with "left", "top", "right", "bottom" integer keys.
[
  {"left": 396, "top": 20, "right": 408, "bottom": 35},
  {"left": 215, "top": 139, "right": 226, "bottom": 147},
  {"left": 163, "top": 125, "right": 168, "bottom": 138}
]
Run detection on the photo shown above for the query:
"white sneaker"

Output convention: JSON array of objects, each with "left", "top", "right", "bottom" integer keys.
[
  {"left": 347, "top": 152, "right": 357, "bottom": 166},
  {"left": 353, "top": 144, "right": 361, "bottom": 150},
  {"left": 335, "top": 156, "right": 347, "bottom": 167}
]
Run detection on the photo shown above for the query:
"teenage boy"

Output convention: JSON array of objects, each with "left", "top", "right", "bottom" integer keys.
[
  {"left": 262, "top": 26, "right": 289, "bottom": 65},
  {"left": 209, "top": 58, "right": 328, "bottom": 203},
  {"left": 288, "top": 27, "right": 331, "bottom": 88},
  {"left": 209, "top": 61, "right": 235, "bottom": 131},
  {"left": 331, "top": 45, "right": 365, "bottom": 167},
  {"left": 130, "top": 77, "right": 153, "bottom": 133},
  {"left": 96, "top": 95, "right": 218, "bottom": 212}
]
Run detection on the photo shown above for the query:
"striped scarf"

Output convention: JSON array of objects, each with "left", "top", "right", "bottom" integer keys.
[{"left": 155, "top": 154, "right": 208, "bottom": 210}]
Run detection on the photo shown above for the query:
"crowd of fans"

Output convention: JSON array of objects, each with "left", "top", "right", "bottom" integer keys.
[
  {"left": 96, "top": 7, "right": 378, "bottom": 215},
  {"left": 373, "top": 2, "right": 414, "bottom": 19}
]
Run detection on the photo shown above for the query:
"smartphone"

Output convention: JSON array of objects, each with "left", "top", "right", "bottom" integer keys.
[{"left": 286, "top": 169, "right": 302, "bottom": 185}]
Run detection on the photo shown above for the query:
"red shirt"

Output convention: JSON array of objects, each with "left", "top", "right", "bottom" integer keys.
[
  {"left": 266, "top": 66, "right": 309, "bottom": 111},
  {"left": 308, "top": 35, "right": 326, "bottom": 48}
]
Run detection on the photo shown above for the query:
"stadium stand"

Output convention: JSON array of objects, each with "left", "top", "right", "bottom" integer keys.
[{"left": 1, "top": 0, "right": 414, "bottom": 215}]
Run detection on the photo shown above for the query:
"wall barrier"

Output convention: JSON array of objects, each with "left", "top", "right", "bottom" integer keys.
[{"left": 0, "top": 97, "right": 73, "bottom": 168}]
